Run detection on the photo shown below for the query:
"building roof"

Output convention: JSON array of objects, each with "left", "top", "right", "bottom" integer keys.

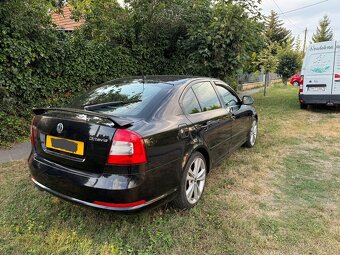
[{"left": 51, "top": 4, "right": 85, "bottom": 31}]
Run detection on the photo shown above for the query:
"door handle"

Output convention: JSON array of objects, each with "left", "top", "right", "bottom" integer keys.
[
  {"left": 178, "top": 124, "right": 190, "bottom": 138},
  {"left": 201, "top": 120, "right": 214, "bottom": 131},
  {"left": 200, "top": 123, "right": 208, "bottom": 131}
]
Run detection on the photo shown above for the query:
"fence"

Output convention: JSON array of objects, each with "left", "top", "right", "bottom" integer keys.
[
  {"left": 237, "top": 72, "right": 281, "bottom": 91},
  {"left": 238, "top": 72, "right": 281, "bottom": 84}
]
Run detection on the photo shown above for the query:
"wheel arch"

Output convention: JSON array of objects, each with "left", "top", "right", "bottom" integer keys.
[
  {"left": 182, "top": 145, "right": 211, "bottom": 174},
  {"left": 195, "top": 147, "right": 211, "bottom": 173}
]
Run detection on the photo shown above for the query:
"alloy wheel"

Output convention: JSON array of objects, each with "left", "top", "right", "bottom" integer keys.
[
  {"left": 185, "top": 157, "right": 206, "bottom": 204},
  {"left": 250, "top": 120, "right": 258, "bottom": 146}
]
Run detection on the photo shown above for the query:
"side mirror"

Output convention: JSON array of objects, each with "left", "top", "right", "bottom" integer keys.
[{"left": 242, "top": 95, "right": 254, "bottom": 105}]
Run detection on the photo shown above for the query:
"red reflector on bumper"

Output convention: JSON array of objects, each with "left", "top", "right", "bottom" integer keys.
[{"left": 93, "top": 200, "right": 146, "bottom": 208}]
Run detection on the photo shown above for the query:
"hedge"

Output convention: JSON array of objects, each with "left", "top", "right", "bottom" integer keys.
[{"left": 0, "top": 0, "right": 262, "bottom": 146}]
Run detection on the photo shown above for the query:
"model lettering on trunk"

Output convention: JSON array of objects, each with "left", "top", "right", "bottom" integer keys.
[{"left": 89, "top": 136, "right": 109, "bottom": 143}]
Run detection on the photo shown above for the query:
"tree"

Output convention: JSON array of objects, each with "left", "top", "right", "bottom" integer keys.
[
  {"left": 1, "top": 0, "right": 266, "bottom": 145},
  {"left": 312, "top": 15, "right": 333, "bottom": 43},
  {"left": 294, "top": 35, "right": 302, "bottom": 52},
  {"left": 276, "top": 46, "right": 302, "bottom": 85},
  {"left": 184, "top": 0, "right": 263, "bottom": 87},
  {"left": 256, "top": 42, "right": 279, "bottom": 96},
  {"left": 264, "top": 10, "right": 291, "bottom": 47}
]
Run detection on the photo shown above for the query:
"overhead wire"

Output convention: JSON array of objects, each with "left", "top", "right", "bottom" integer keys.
[
  {"left": 279, "top": 0, "right": 329, "bottom": 15},
  {"left": 270, "top": 0, "right": 310, "bottom": 49},
  {"left": 268, "top": 0, "right": 332, "bottom": 48},
  {"left": 271, "top": 0, "right": 303, "bottom": 31}
]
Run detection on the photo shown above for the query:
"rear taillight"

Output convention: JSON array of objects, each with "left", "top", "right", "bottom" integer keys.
[
  {"left": 107, "top": 129, "right": 147, "bottom": 165},
  {"left": 30, "top": 117, "right": 36, "bottom": 145},
  {"left": 299, "top": 75, "right": 304, "bottom": 93}
]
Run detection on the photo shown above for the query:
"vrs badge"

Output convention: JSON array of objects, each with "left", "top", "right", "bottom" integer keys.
[{"left": 56, "top": 123, "right": 63, "bottom": 134}]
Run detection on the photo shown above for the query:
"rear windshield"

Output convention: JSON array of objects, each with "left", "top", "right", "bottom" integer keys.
[{"left": 69, "top": 80, "right": 172, "bottom": 117}]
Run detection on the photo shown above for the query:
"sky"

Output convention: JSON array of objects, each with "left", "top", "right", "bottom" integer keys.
[{"left": 261, "top": 0, "right": 340, "bottom": 46}]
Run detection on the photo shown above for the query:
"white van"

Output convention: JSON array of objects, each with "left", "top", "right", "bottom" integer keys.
[{"left": 299, "top": 41, "right": 340, "bottom": 109}]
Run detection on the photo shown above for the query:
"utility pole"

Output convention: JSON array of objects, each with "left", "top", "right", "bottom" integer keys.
[{"left": 303, "top": 27, "right": 307, "bottom": 54}]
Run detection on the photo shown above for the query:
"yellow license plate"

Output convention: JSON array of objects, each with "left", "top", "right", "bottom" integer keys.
[{"left": 45, "top": 135, "right": 84, "bottom": 156}]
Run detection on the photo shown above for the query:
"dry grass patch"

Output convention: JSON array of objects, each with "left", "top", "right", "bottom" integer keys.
[{"left": 1, "top": 85, "right": 339, "bottom": 255}]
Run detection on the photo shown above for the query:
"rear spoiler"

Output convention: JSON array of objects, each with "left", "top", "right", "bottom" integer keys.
[{"left": 32, "top": 107, "right": 134, "bottom": 127}]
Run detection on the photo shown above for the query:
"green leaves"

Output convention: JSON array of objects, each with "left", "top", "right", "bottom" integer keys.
[
  {"left": 256, "top": 42, "right": 279, "bottom": 73},
  {"left": 0, "top": 0, "right": 264, "bottom": 145},
  {"left": 183, "top": 0, "right": 263, "bottom": 86},
  {"left": 312, "top": 15, "right": 334, "bottom": 43},
  {"left": 264, "top": 10, "right": 292, "bottom": 47},
  {"left": 276, "top": 47, "right": 302, "bottom": 84}
]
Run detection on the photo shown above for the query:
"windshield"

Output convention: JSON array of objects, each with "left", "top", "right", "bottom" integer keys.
[{"left": 69, "top": 79, "right": 172, "bottom": 117}]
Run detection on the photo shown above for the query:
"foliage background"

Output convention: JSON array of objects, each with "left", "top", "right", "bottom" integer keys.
[{"left": 0, "top": 0, "right": 263, "bottom": 146}]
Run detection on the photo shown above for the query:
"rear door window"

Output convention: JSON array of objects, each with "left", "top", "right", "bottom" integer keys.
[
  {"left": 182, "top": 88, "right": 201, "bottom": 114},
  {"left": 191, "top": 82, "right": 221, "bottom": 111}
]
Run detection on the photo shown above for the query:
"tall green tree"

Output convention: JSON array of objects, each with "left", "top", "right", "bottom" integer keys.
[
  {"left": 312, "top": 15, "right": 333, "bottom": 43},
  {"left": 276, "top": 39, "right": 302, "bottom": 85},
  {"left": 256, "top": 42, "right": 279, "bottom": 95},
  {"left": 294, "top": 35, "right": 302, "bottom": 52},
  {"left": 264, "top": 10, "right": 291, "bottom": 47},
  {"left": 184, "top": 0, "right": 263, "bottom": 86}
]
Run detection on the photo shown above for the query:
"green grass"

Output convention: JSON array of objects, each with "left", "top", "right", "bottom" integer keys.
[{"left": 1, "top": 84, "right": 340, "bottom": 254}]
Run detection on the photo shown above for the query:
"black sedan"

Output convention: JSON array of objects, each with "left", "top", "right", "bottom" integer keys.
[{"left": 29, "top": 76, "right": 258, "bottom": 211}]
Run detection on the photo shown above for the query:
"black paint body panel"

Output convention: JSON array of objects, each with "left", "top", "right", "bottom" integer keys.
[{"left": 28, "top": 76, "right": 257, "bottom": 211}]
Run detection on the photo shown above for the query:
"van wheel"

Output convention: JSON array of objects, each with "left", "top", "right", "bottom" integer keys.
[
  {"left": 300, "top": 103, "right": 308, "bottom": 109},
  {"left": 172, "top": 152, "right": 207, "bottom": 210}
]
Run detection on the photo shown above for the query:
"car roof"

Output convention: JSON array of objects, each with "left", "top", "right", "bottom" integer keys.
[{"left": 112, "top": 75, "right": 217, "bottom": 86}]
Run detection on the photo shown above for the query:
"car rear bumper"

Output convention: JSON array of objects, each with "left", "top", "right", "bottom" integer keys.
[
  {"left": 28, "top": 153, "right": 176, "bottom": 211},
  {"left": 299, "top": 94, "right": 340, "bottom": 105}
]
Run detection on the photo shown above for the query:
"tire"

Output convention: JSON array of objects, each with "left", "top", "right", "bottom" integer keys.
[
  {"left": 293, "top": 81, "right": 299, "bottom": 86},
  {"left": 172, "top": 152, "right": 207, "bottom": 210},
  {"left": 300, "top": 103, "right": 308, "bottom": 109},
  {"left": 243, "top": 117, "right": 258, "bottom": 148}
]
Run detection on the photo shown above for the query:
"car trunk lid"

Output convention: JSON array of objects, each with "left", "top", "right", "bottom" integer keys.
[{"left": 32, "top": 108, "right": 134, "bottom": 174}]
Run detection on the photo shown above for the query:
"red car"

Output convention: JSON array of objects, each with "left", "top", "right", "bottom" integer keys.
[{"left": 290, "top": 71, "right": 302, "bottom": 86}]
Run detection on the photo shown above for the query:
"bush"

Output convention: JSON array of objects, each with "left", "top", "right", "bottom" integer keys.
[
  {"left": 276, "top": 49, "right": 302, "bottom": 85},
  {"left": 0, "top": 0, "right": 263, "bottom": 146},
  {"left": 0, "top": 112, "right": 29, "bottom": 147}
]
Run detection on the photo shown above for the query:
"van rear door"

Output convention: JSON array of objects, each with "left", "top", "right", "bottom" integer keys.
[
  {"left": 302, "top": 41, "right": 335, "bottom": 101},
  {"left": 332, "top": 41, "right": 340, "bottom": 102}
]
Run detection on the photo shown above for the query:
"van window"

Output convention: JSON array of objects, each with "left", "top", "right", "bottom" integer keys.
[{"left": 305, "top": 52, "right": 334, "bottom": 75}]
